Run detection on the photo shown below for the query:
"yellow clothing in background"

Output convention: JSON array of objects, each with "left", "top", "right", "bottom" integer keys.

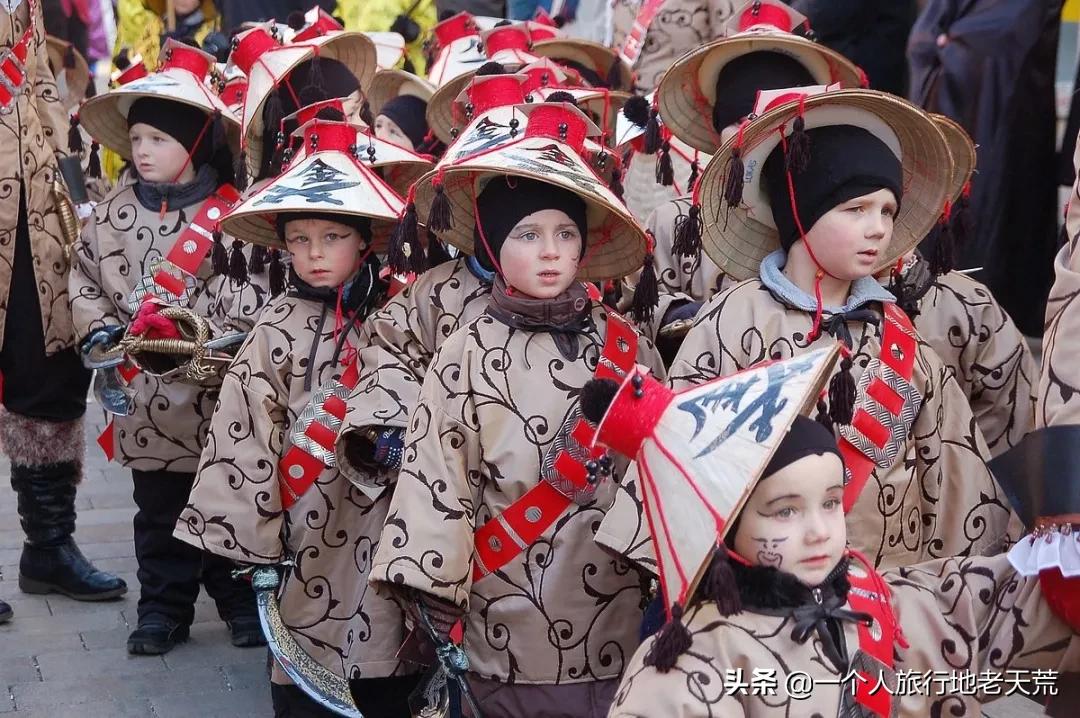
[{"left": 339, "top": 0, "right": 436, "bottom": 74}]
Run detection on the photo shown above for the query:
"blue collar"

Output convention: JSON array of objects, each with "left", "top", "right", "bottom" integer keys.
[
  {"left": 759, "top": 250, "right": 895, "bottom": 314},
  {"left": 465, "top": 255, "right": 495, "bottom": 285}
]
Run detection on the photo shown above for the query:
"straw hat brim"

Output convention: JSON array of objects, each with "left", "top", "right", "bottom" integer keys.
[
  {"left": 413, "top": 137, "right": 645, "bottom": 281},
  {"left": 367, "top": 69, "right": 435, "bottom": 118},
  {"left": 365, "top": 32, "right": 407, "bottom": 70},
  {"left": 242, "top": 32, "right": 379, "bottom": 175},
  {"left": 658, "top": 34, "right": 863, "bottom": 155},
  {"left": 930, "top": 114, "right": 975, "bottom": 204},
  {"left": 697, "top": 90, "right": 951, "bottom": 282},
  {"left": 79, "top": 71, "right": 241, "bottom": 159},
  {"left": 45, "top": 36, "right": 90, "bottom": 110},
  {"left": 221, "top": 150, "right": 404, "bottom": 251},
  {"left": 533, "top": 38, "right": 633, "bottom": 91},
  {"left": 426, "top": 71, "right": 477, "bottom": 145}
]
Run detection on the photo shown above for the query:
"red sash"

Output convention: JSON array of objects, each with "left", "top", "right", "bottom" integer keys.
[
  {"left": 471, "top": 312, "right": 639, "bottom": 582},
  {"left": 845, "top": 550, "right": 907, "bottom": 718},
  {"left": 618, "top": 0, "right": 666, "bottom": 66},
  {"left": 839, "top": 303, "right": 922, "bottom": 512},
  {"left": 0, "top": 0, "right": 36, "bottom": 109}
]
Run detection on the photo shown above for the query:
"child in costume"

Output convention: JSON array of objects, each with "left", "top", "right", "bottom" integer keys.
[
  {"left": 886, "top": 115, "right": 1036, "bottom": 457},
  {"left": 630, "top": 0, "right": 863, "bottom": 348},
  {"left": 368, "top": 101, "right": 665, "bottom": 718},
  {"left": 174, "top": 115, "right": 420, "bottom": 717},
  {"left": 575, "top": 352, "right": 1080, "bottom": 718},
  {"left": 666, "top": 89, "right": 1020, "bottom": 569},
  {"left": 69, "top": 41, "right": 268, "bottom": 655}
]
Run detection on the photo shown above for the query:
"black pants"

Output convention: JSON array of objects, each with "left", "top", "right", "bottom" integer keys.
[
  {"left": 272, "top": 674, "right": 420, "bottom": 718},
  {"left": 132, "top": 469, "right": 256, "bottom": 625},
  {"left": 0, "top": 187, "right": 89, "bottom": 422}
]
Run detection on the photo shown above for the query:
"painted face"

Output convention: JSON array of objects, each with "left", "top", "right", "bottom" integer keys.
[
  {"left": 797, "top": 188, "right": 898, "bottom": 281},
  {"left": 731, "top": 452, "right": 847, "bottom": 587},
  {"left": 283, "top": 217, "right": 366, "bottom": 288},
  {"left": 498, "top": 209, "right": 583, "bottom": 299},
  {"left": 374, "top": 114, "right": 415, "bottom": 150},
  {"left": 129, "top": 123, "right": 196, "bottom": 184}
]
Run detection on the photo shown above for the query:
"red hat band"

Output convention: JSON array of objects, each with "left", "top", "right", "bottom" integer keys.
[
  {"left": 484, "top": 27, "right": 532, "bottom": 57},
  {"left": 230, "top": 28, "right": 280, "bottom": 75},
  {"left": 524, "top": 104, "right": 587, "bottom": 153},
  {"left": 739, "top": 3, "right": 794, "bottom": 33},
  {"left": 433, "top": 12, "right": 478, "bottom": 49},
  {"left": 302, "top": 121, "right": 356, "bottom": 154},
  {"left": 160, "top": 46, "right": 212, "bottom": 80},
  {"left": 467, "top": 76, "right": 527, "bottom": 116}
]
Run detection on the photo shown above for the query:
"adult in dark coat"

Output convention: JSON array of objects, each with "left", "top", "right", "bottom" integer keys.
[
  {"left": 213, "top": 0, "right": 335, "bottom": 30},
  {"left": 908, "top": 0, "right": 1063, "bottom": 337},
  {"left": 791, "top": 0, "right": 917, "bottom": 96}
]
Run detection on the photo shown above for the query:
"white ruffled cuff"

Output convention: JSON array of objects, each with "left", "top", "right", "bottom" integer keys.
[{"left": 1007, "top": 527, "right": 1080, "bottom": 578}]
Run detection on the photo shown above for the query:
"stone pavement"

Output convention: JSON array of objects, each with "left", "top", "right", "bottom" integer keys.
[
  {"left": 0, "top": 411, "right": 272, "bottom": 717},
  {"left": 0, "top": 412, "right": 1060, "bottom": 717}
]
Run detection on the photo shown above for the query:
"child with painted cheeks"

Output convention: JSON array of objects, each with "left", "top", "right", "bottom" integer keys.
[{"left": 280, "top": 215, "right": 368, "bottom": 289}]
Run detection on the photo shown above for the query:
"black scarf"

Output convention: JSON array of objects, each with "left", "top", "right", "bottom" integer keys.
[
  {"left": 731, "top": 556, "right": 871, "bottom": 672},
  {"left": 134, "top": 165, "right": 219, "bottom": 213}
]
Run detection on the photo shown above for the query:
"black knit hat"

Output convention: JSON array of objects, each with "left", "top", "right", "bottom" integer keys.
[
  {"left": 378, "top": 94, "right": 429, "bottom": 149},
  {"left": 128, "top": 97, "right": 214, "bottom": 168},
  {"left": 473, "top": 176, "right": 588, "bottom": 271},
  {"left": 275, "top": 211, "right": 374, "bottom": 247},
  {"left": 711, "top": 51, "right": 815, "bottom": 134},
  {"left": 762, "top": 124, "right": 903, "bottom": 251}
]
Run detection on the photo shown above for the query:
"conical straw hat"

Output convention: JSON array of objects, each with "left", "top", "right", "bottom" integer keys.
[
  {"left": 414, "top": 102, "right": 645, "bottom": 281},
  {"left": 697, "top": 89, "right": 952, "bottom": 281},
  {"left": 80, "top": 40, "right": 240, "bottom": 159},
  {"left": 367, "top": 68, "right": 435, "bottom": 118},
  {"left": 930, "top": 114, "right": 975, "bottom": 204},
  {"left": 45, "top": 36, "right": 90, "bottom": 110},
  {"left": 657, "top": 1, "right": 862, "bottom": 154},
  {"left": 242, "top": 31, "right": 378, "bottom": 176},
  {"left": 365, "top": 32, "right": 407, "bottom": 70},
  {"left": 533, "top": 38, "right": 633, "bottom": 91},
  {"left": 221, "top": 127, "right": 405, "bottom": 252}
]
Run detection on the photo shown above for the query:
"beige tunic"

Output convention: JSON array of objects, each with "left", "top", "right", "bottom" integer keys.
[
  {"left": 0, "top": 0, "right": 78, "bottom": 353},
  {"left": 609, "top": 553, "right": 1080, "bottom": 717},
  {"left": 1038, "top": 234, "right": 1080, "bottom": 428},
  {"left": 667, "top": 279, "right": 1020, "bottom": 569},
  {"left": 370, "top": 305, "right": 665, "bottom": 685},
  {"left": 335, "top": 256, "right": 492, "bottom": 484},
  {"left": 68, "top": 181, "right": 267, "bottom": 471},
  {"left": 913, "top": 270, "right": 1036, "bottom": 456},
  {"left": 175, "top": 294, "right": 408, "bottom": 684}
]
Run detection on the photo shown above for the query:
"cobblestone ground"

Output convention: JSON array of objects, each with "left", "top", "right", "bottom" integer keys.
[{"left": 0, "top": 411, "right": 1059, "bottom": 716}]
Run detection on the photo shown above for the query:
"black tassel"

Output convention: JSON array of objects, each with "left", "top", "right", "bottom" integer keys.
[
  {"left": 211, "top": 230, "right": 230, "bottom": 276},
  {"left": 927, "top": 216, "right": 955, "bottom": 276},
  {"left": 63, "top": 45, "right": 76, "bottom": 69},
  {"left": 428, "top": 183, "right": 453, "bottom": 232},
  {"left": 87, "top": 142, "right": 102, "bottom": 179},
  {"left": 722, "top": 146, "right": 745, "bottom": 210},
  {"left": 268, "top": 249, "right": 286, "bottom": 295},
  {"left": 655, "top": 140, "right": 674, "bottom": 187},
  {"left": 630, "top": 235, "right": 659, "bottom": 325},
  {"left": 643, "top": 108, "right": 662, "bottom": 155},
  {"left": 698, "top": 552, "right": 741, "bottom": 616},
  {"left": 84, "top": 72, "right": 97, "bottom": 98},
  {"left": 814, "top": 398, "right": 834, "bottom": 434},
  {"left": 950, "top": 190, "right": 971, "bottom": 251},
  {"left": 672, "top": 204, "right": 703, "bottom": 258},
  {"left": 887, "top": 268, "right": 920, "bottom": 318},
  {"left": 687, "top": 158, "right": 700, "bottom": 191},
  {"left": 68, "top": 116, "right": 83, "bottom": 154},
  {"left": 360, "top": 98, "right": 375, "bottom": 127},
  {"left": 388, "top": 201, "right": 426, "bottom": 274},
  {"left": 115, "top": 48, "right": 132, "bottom": 70},
  {"left": 622, "top": 95, "right": 650, "bottom": 129},
  {"left": 402, "top": 57, "right": 415, "bottom": 75},
  {"left": 309, "top": 55, "right": 324, "bottom": 92},
  {"left": 286, "top": 11, "right": 306, "bottom": 30},
  {"left": 828, "top": 356, "right": 857, "bottom": 427},
  {"left": 786, "top": 115, "right": 810, "bottom": 174},
  {"left": 233, "top": 149, "right": 248, "bottom": 191},
  {"left": 248, "top": 245, "right": 268, "bottom": 275},
  {"left": 643, "top": 603, "right": 692, "bottom": 673},
  {"left": 228, "top": 239, "right": 249, "bottom": 284},
  {"left": 605, "top": 58, "right": 623, "bottom": 90}
]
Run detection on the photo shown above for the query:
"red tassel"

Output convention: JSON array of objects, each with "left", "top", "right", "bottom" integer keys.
[
  {"left": 427, "top": 182, "right": 453, "bottom": 232},
  {"left": 630, "top": 233, "right": 659, "bottom": 324},
  {"left": 672, "top": 204, "right": 703, "bottom": 258},
  {"left": 643, "top": 603, "right": 693, "bottom": 673}
]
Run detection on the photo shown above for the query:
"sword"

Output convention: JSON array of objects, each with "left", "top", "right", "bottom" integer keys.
[
  {"left": 408, "top": 602, "right": 482, "bottom": 718},
  {"left": 238, "top": 565, "right": 365, "bottom": 718}
]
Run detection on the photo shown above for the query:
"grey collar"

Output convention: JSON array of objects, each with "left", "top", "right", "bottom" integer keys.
[{"left": 759, "top": 250, "right": 894, "bottom": 314}]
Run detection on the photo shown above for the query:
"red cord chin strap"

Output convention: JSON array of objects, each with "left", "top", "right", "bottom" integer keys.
[{"left": 158, "top": 113, "right": 216, "bottom": 218}]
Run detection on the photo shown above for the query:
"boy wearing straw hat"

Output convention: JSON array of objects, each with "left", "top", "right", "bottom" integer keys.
[
  {"left": 69, "top": 40, "right": 269, "bottom": 655},
  {"left": 175, "top": 114, "right": 421, "bottom": 717},
  {"left": 664, "top": 89, "right": 1022, "bottom": 571},
  {"left": 574, "top": 354, "right": 1080, "bottom": 718},
  {"left": 885, "top": 115, "right": 1036, "bottom": 458},
  {"left": 368, "top": 101, "right": 664, "bottom": 717}
]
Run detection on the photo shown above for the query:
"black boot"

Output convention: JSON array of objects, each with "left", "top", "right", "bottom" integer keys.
[
  {"left": 127, "top": 613, "right": 190, "bottom": 655},
  {"left": 13, "top": 462, "right": 127, "bottom": 601},
  {"left": 0, "top": 598, "right": 11, "bottom": 624}
]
